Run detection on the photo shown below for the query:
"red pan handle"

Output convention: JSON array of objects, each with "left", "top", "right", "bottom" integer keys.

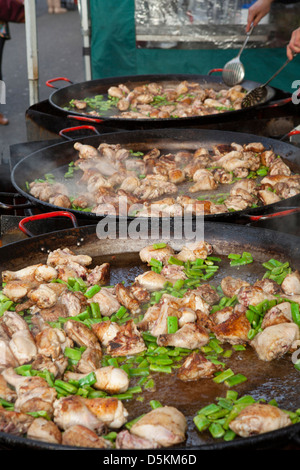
[
  {"left": 59, "top": 125, "right": 101, "bottom": 140},
  {"left": 208, "top": 68, "right": 223, "bottom": 75},
  {"left": 67, "top": 114, "right": 104, "bottom": 124},
  {"left": 247, "top": 207, "right": 300, "bottom": 222},
  {"left": 46, "top": 77, "right": 74, "bottom": 89},
  {"left": 266, "top": 87, "right": 300, "bottom": 108},
  {"left": 19, "top": 211, "right": 79, "bottom": 237}
]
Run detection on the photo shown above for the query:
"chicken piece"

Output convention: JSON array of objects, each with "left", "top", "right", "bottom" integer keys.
[
  {"left": 2, "top": 280, "right": 33, "bottom": 303},
  {"left": 157, "top": 322, "right": 210, "bottom": 350},
  {"left": 210, "top": 306, "right": 234, "bottom": 325},
  {"left": 193, "top": 284, "right": 220, "bottom": 305},
  {"left": 135, "top": 271, "right": 168, "bottom": 292},
  {"left": 243, "top": 142, "right": 265, "bottom": 153},
  {"left": 27, "top": 417, "right": 62, "bottom": 445},
  {"left": 1, "top": 311, "right": 30, "bottom": 337},
  {"left": 254, "top": 278, "right": 283, "bottom": 296},
  {"left": 87, "top": 288, "right": 120, "bottom": 317},
  {"left": 63, "top": 320, "right": 101, "bottom": 351},
  {"left": 2, "top": 369, "right": 57, "bottom": 416},
  {"left": 65, "top": 366, "right": 129, "bottom": 395},
  {"left": 31, "top": 303, "right": 68, "bottom": 322},
  {"left": 92, "top": 320, "right": 120, "bottom": 347},
  {"left": 178, "top": 307, "right": 197, "bottom": 327},
  {"left": 129, "top": 282, "right": 150, "bottom": 304},
  {"left": 9, "top": 330, "right": 37, "bottom": 365},
  {"left": 261, "top": 302, "right": 292, "bottom": 329},
  {"left": 116, "top": 429, "right": 161, "bottom": 449},
  {"left": 0, "top": 374, "right": 17, "bottom": 402},
  {"left": 49, "top": 194, "right": 72, "bottom": 209},
  {"left": 47, "top": 248, "right": 92, "bottom": 267},
  {"left": 83, "top": 396, "right": 128, "bottom": 429},
  {"left": 211, "top": 304, "right": 251, "bottom": 345},
  {"left": 106, "top": 320, "right": 146, "bottom": 357},
  {"left": 62, "top": 424, "right": 111, "bottom": 448},
  {"left": 257, "top": 189, "right": 281, "bottom": 206},
  {"left": 139, "top": 244, "right": 175, "bottom": 265},
  {"left": 2, "top": 264, "right": 41, "bottom": 283},
  {"left": 229, "top": 403, "right": 291, "bottom": 438},
  {"left": 189, "top": 169, "right": 218, "bottom": 192},
  {"left": 28, "top": 284, "right": 59, "bottom": 309},
  {"left": 251, "top": 322, "right": 300, "bottom": 361},
  {"left": 74, "top": 142, "right": 99, "bottom": 159},
  {"left": 168, "top": 168, "right": 185, "bottom": 184},
  {"left": 75, "top": 347, "right": 103, "bottom": 374},
  {"left": 160, "top": 264, "right": 187, "bottom": 281},
  {"left": 53, "top": 395, "right": 106, "bottom": 434},
  {"left": 138, "top": 304, "right": 161, "bottom": 331},
  {"left": 0, "top": 406, "right": 34, "bottom": 436},
  {"left": 31, "top": 354, "right": 68, "bottom": 379},
  {"left": 35, "top": 326, "right": 72, "bottom": 360},
  {"left": 86, "top": 263, "right": 110, "bottom": 286},
  {"left": 281, "top": 271, "right": 300, "bottom": 296},
  {"left": 176, "top": 241, "right": 213, "bottom": 262},
  {"left": 182, "top": 291, "right": 211, "bottom": 316},
  {"left": 115, "top": 283, "right": 141, "bottom": 315},
  {"left": 130, "top": 406, "right": 187, "bottom": 447},
  {"left": 237, "top": 286, "right": 276, "bottom": 308},
  {"left": 150, "top": 296, "right": 181, "bottom": 337},
  {"left": 0, "top": 340, "right": 19, "bottom": 371},
  {"left": 224, "top": 195, "right": 251, "bottom": 212},
  {"left": 221, "top": 276, "right": 250, "bottom": 298},
  {"left": 269, "top": 158, "right": 291, "bottom": 176},
  {"left": 177, "top": 352, "right": 222, "bottom": 381},
  {"left": 60, "top": 290, "right": 87, "bottom": 317}
]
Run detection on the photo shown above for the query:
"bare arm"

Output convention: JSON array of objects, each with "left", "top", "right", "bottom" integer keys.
[
  {"left": 287, "top": 27, "right": 300, "bottom": 60},
  {"left": 246, "top": 0, "right": 273, "bottom": 32}
]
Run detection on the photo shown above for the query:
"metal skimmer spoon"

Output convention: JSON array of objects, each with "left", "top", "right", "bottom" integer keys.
[
  {"left": 241, "top": 55, "right": 295, "bottom": 108},
  {"left": 222, "top": 25, "right": 254, "bottom": 87}
]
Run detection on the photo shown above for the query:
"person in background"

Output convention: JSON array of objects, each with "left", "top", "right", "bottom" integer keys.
[
  {"left": 47, "top": 0, "right": 67, "bottom": 14},
  {"left": 0, "top": 21, "right": 9, "bottom": 125},
  {"left": 246, "top": 0, "right": 300, "bottom": 60}
]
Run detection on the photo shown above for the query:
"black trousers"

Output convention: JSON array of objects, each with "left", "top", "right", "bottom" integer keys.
[{"left": 0, "top": 37, "right": 6, "bottom": 81}]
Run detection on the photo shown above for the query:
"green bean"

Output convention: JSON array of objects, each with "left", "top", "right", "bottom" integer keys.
[
  {"left": 84, "top": 285, "right": 101, "bottom": 298},
  {"left": 213, "top": 368, "right": 234, "bottom": 383},
  {"left": 150, "top": 400, "right": 163, "bottom": 409}
]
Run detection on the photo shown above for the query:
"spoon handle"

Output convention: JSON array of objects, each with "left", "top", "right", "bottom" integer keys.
[
  {"left": 237, "top": 24, "right": 254, "bottom": 58},
  {"left": 262, "top": 56, "right": 294, "bottom": 87}
]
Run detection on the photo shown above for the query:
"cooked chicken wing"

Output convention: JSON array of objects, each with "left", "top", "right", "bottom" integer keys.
[
  {"left": 130, "top": 406, "right": 187, "bottom": 447},
  {"left": 251, "top": 322, "right": 300, "bottom": 361},
  {"left": 27, "top": 417, "right": 62, "bottom": 444},
  {"left": 229, "top": 403, "right": 291, "bottom": 437},
  {"left": 261, "top": 302, "right": 292, "bottom": 329},
  {"left": 64, "top": 366, "right": 129, "bottom": 395},
  {"left": 211, "top": 304, "right": 251, "bottom": 345},
  {"left": 53, "top": 395, "right": 106, "bottom": 433},
  {"left": 157, "top": 322, "right": 210, "bottom": 350}
]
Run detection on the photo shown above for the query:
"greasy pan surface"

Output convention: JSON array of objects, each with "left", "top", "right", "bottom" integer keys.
[
  {"left": 0, "top": 222, "right": 300, "bottom": 450},
  {"left": 48, "top": 74, "right": 276, "bottom": 128},
  {"left": 11, "top": 128, "right": 300, "bottom": 222}
]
